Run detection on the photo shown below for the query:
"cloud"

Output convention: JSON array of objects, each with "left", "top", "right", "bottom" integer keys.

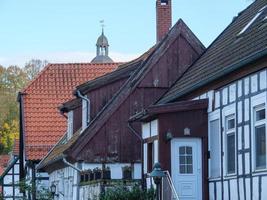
[{"left": 0, "top": 51, "right": 141, "bottom": 67}]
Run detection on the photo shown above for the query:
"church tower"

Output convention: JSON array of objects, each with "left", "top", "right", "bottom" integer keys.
[{"left": 91, "top": 28, "right": 114, "bottom": 63}]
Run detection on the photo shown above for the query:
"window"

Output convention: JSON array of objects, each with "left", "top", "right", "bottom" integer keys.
[
  {"left": 147, "top": 143, "right": 154, "bottom": 172},
  {"left": 226, "top": 115, "right": 236, "bottom": 174},
  {"left": 179, "top": 146, "right": 193, "bottom": 174},
  {"left": 209, "top": 119, "right": 220, "bottom": 178},
  {"left": 254, "top": 105, "right": 266, "bottom": 170}
]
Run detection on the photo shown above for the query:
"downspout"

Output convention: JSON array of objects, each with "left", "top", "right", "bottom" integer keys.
[
  {"left": 18, "top": 92, "right": 26, "bottom": 198},
  {"left": 76, "top": 90, "right": 90, "bottom": 126},
  {"left": 127, "top": 122, "right": 145, "bottom": 189},
  {"left": 62, "top": 157, "right": 82, "bottom": 200},
  {"left": 32, "top": 162, "right": 36, "bottom": 200}
]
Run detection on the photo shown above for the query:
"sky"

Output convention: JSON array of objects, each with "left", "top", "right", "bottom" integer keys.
[{"left": 0, "top": 0, "right": 252, "bottom": 67}]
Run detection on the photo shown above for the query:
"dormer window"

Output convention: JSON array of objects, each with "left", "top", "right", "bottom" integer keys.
[
  {"left": 67, "top": 111, "right": 73, "bottom": 140},
  {"left": 82, "top": 97, "right": 91, "bottom": 131},
  {"left": 238, "top": 5, "right": 267, "bottom": 36}
]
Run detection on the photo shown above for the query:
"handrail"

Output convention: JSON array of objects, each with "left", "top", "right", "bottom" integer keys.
[{"left": 164, "top": 171, "right": 179, "bottom": 200}]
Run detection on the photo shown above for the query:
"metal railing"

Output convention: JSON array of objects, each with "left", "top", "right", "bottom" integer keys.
[
  {"left": 161, "top": 171, "right": 179, "bottom": 200},
  {"left": 147, "top": 171, "right": 179, "bottom": 200}
]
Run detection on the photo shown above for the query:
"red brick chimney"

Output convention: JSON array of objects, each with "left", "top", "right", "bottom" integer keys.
[{"left": 156, "top": 0, "right": 172, "bottom": 42}]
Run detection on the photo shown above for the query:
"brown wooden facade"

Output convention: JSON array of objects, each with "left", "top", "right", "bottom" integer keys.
[{"left": 66, "top": 20, "right": 205, "bottom": 164}]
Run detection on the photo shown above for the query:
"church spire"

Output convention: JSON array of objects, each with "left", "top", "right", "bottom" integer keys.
[{"left": 91, "top": 21, "right": 113, "bottom": 63}]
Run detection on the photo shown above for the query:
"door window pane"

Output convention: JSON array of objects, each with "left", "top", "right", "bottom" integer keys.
[
  {"left": 227, "top": 134, "right": 235, "bottom": 174},
  {"left": 179, "top": 146, "right": 193, "bottom": 174},
  {"left": 255, "top": 125, "right": 266, "bottom": 169}
]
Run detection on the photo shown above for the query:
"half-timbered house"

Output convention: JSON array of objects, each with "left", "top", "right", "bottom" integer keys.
[
  {"left": 134, "top": 0, "right": 267, "bottom": 199},
  {"left": 37, "top": 1, "right": 206, "bottom": 199}
]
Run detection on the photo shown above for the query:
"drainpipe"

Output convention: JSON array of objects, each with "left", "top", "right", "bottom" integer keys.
[
  {"left": 127, "top": 122, "right": 145, "bottom": 189},
  {"left": 62, "top": 157, "right": 82, "bottom": 200},
  {"left": 75, "top": 90, "right": 90, "bottom": 126},
  {"left": 17, "top": 92, "right": 25, "bottom": 182},
  {"left": 32, "top": 162, "right": 36, "bottom": 200}
]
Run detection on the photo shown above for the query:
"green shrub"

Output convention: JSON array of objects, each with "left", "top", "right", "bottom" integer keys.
[{"left": 99, "top": 185, "right": 155, "bottom": 200}]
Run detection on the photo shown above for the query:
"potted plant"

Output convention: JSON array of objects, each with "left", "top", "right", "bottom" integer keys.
[
  {"left": 102, "top": 166, "right": 111, "bottom": 180},
  {"left": 80, "top": 172, "right": 85, "bottom": 183},
  {"left": 84, "top": 171, "right": 89, "bottom": 182},
  {"left": 93, "top": 167, "right": 102, "bottom": 180},
  {"left": 122, "top": 166, "right": 132, "bottom": 180},
  {"left": 88, "top": 170, "right": 94, "bottom": 181}
]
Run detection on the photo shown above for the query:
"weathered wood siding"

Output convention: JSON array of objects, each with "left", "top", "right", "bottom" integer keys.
[
  {"left": 72, "top": 78, "right": 127, "bottom": 133},
  {"left": 76, "top": 31, "right": 203, "bottom": 163},
  {"left": 139, "top": 35, "right": 200, "bottom": 88}
]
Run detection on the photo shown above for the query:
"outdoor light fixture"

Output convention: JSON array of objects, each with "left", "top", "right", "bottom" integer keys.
[
  {"left": 165, "top": 130, "right": 173, "bottom": 142},
  {"left": 150, "top": 162, "right": 165, "bottom": 200},
  {"left": 50, "top": 184, "right": 57, "bottom": 198}
]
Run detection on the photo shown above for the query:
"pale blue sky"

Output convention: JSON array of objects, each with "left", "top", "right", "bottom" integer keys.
[{"left": 0, "top": 0, "right": 252, "bottom": 67}]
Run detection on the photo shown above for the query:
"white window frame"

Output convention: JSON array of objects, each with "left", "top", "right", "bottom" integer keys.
[
  {"left": 222, "top": 104, "right": 236, "bottom": 176},
  {"left": 225, "top": 115, "right": 236, "bottom": 175},
  {"left": 208, "top": 110, "right": 221, "bottom": 179},
  {"left": 67, "top": 111, "right": 73, "bottom": 140},
  {"left": 251, "top": 92, "right": 267, "bottom": 172}
]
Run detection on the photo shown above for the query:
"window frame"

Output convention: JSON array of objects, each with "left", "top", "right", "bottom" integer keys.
[
  {"left": 225, "top": 114, "right": 236, "bottom": 175},
  {"left": 208, "top": 110, "right": 221, "bottom": 179},
  {"left": 251, "top": 92, "right": 267, "bottom": 173},
  {"left": 253, "top": 104, "right": 266, "bottom": 171}
]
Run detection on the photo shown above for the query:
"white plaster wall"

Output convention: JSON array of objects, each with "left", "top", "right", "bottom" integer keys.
[
  {"left": 49, "top": 166, "right": 74, "bottom": 200},
  {"left": 206, "top": 69, "right": 267, "bottom": 199}
]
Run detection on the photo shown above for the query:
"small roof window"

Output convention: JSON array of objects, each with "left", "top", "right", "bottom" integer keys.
[{"left": 238, "top": 5, "right": 267, "bottom": 36}]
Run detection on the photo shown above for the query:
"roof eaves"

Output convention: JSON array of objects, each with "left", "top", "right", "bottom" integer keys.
[{"left": 36, "top": 133, "right": 67, "bottom": 170}]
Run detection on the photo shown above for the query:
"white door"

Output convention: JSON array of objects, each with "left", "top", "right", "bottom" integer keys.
[{"left": 171, "top": 138, "right": 202, "bottom": 200}]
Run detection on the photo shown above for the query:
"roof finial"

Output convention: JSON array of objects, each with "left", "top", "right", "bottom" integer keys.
[{"left": 100, "top": 20, "right": 105, "bottom": 35}]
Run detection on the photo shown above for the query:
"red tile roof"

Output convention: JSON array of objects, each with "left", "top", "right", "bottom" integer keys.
[{"left": 21, "top": 62, "right": 120, "bottom": 161}]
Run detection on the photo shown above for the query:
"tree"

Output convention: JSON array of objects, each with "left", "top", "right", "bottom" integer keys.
[
  {"left": 24, "top": 59, "right": 48, "bottom": 81},
  {"left": 0, "top": 59, "right": 47, "bottom": 154}
]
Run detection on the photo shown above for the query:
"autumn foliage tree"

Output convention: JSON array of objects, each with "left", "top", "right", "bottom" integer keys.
[{"left": 0, "top": 59, "right": 47, "bottom": 154}]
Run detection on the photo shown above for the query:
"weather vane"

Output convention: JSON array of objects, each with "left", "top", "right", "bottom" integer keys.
[{"left": 100, "top": 20, "right": 105, "bottom": 32}]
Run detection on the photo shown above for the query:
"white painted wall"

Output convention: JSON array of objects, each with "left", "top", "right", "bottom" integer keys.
[
  {"left": 206, "top": 69, "right": 267, "bottom": 200},
  {"left": 48, "top": 162, "right": 142, "bottom": 200}
]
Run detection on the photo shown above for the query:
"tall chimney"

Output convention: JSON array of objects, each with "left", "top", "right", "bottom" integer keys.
[{"left": 156, "top": 0, "right": 172, "bottom": 42}]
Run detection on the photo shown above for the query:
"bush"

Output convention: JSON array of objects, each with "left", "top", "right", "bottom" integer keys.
[{"left": 99, "top": 185, "right": 155, "bottom": 200}]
